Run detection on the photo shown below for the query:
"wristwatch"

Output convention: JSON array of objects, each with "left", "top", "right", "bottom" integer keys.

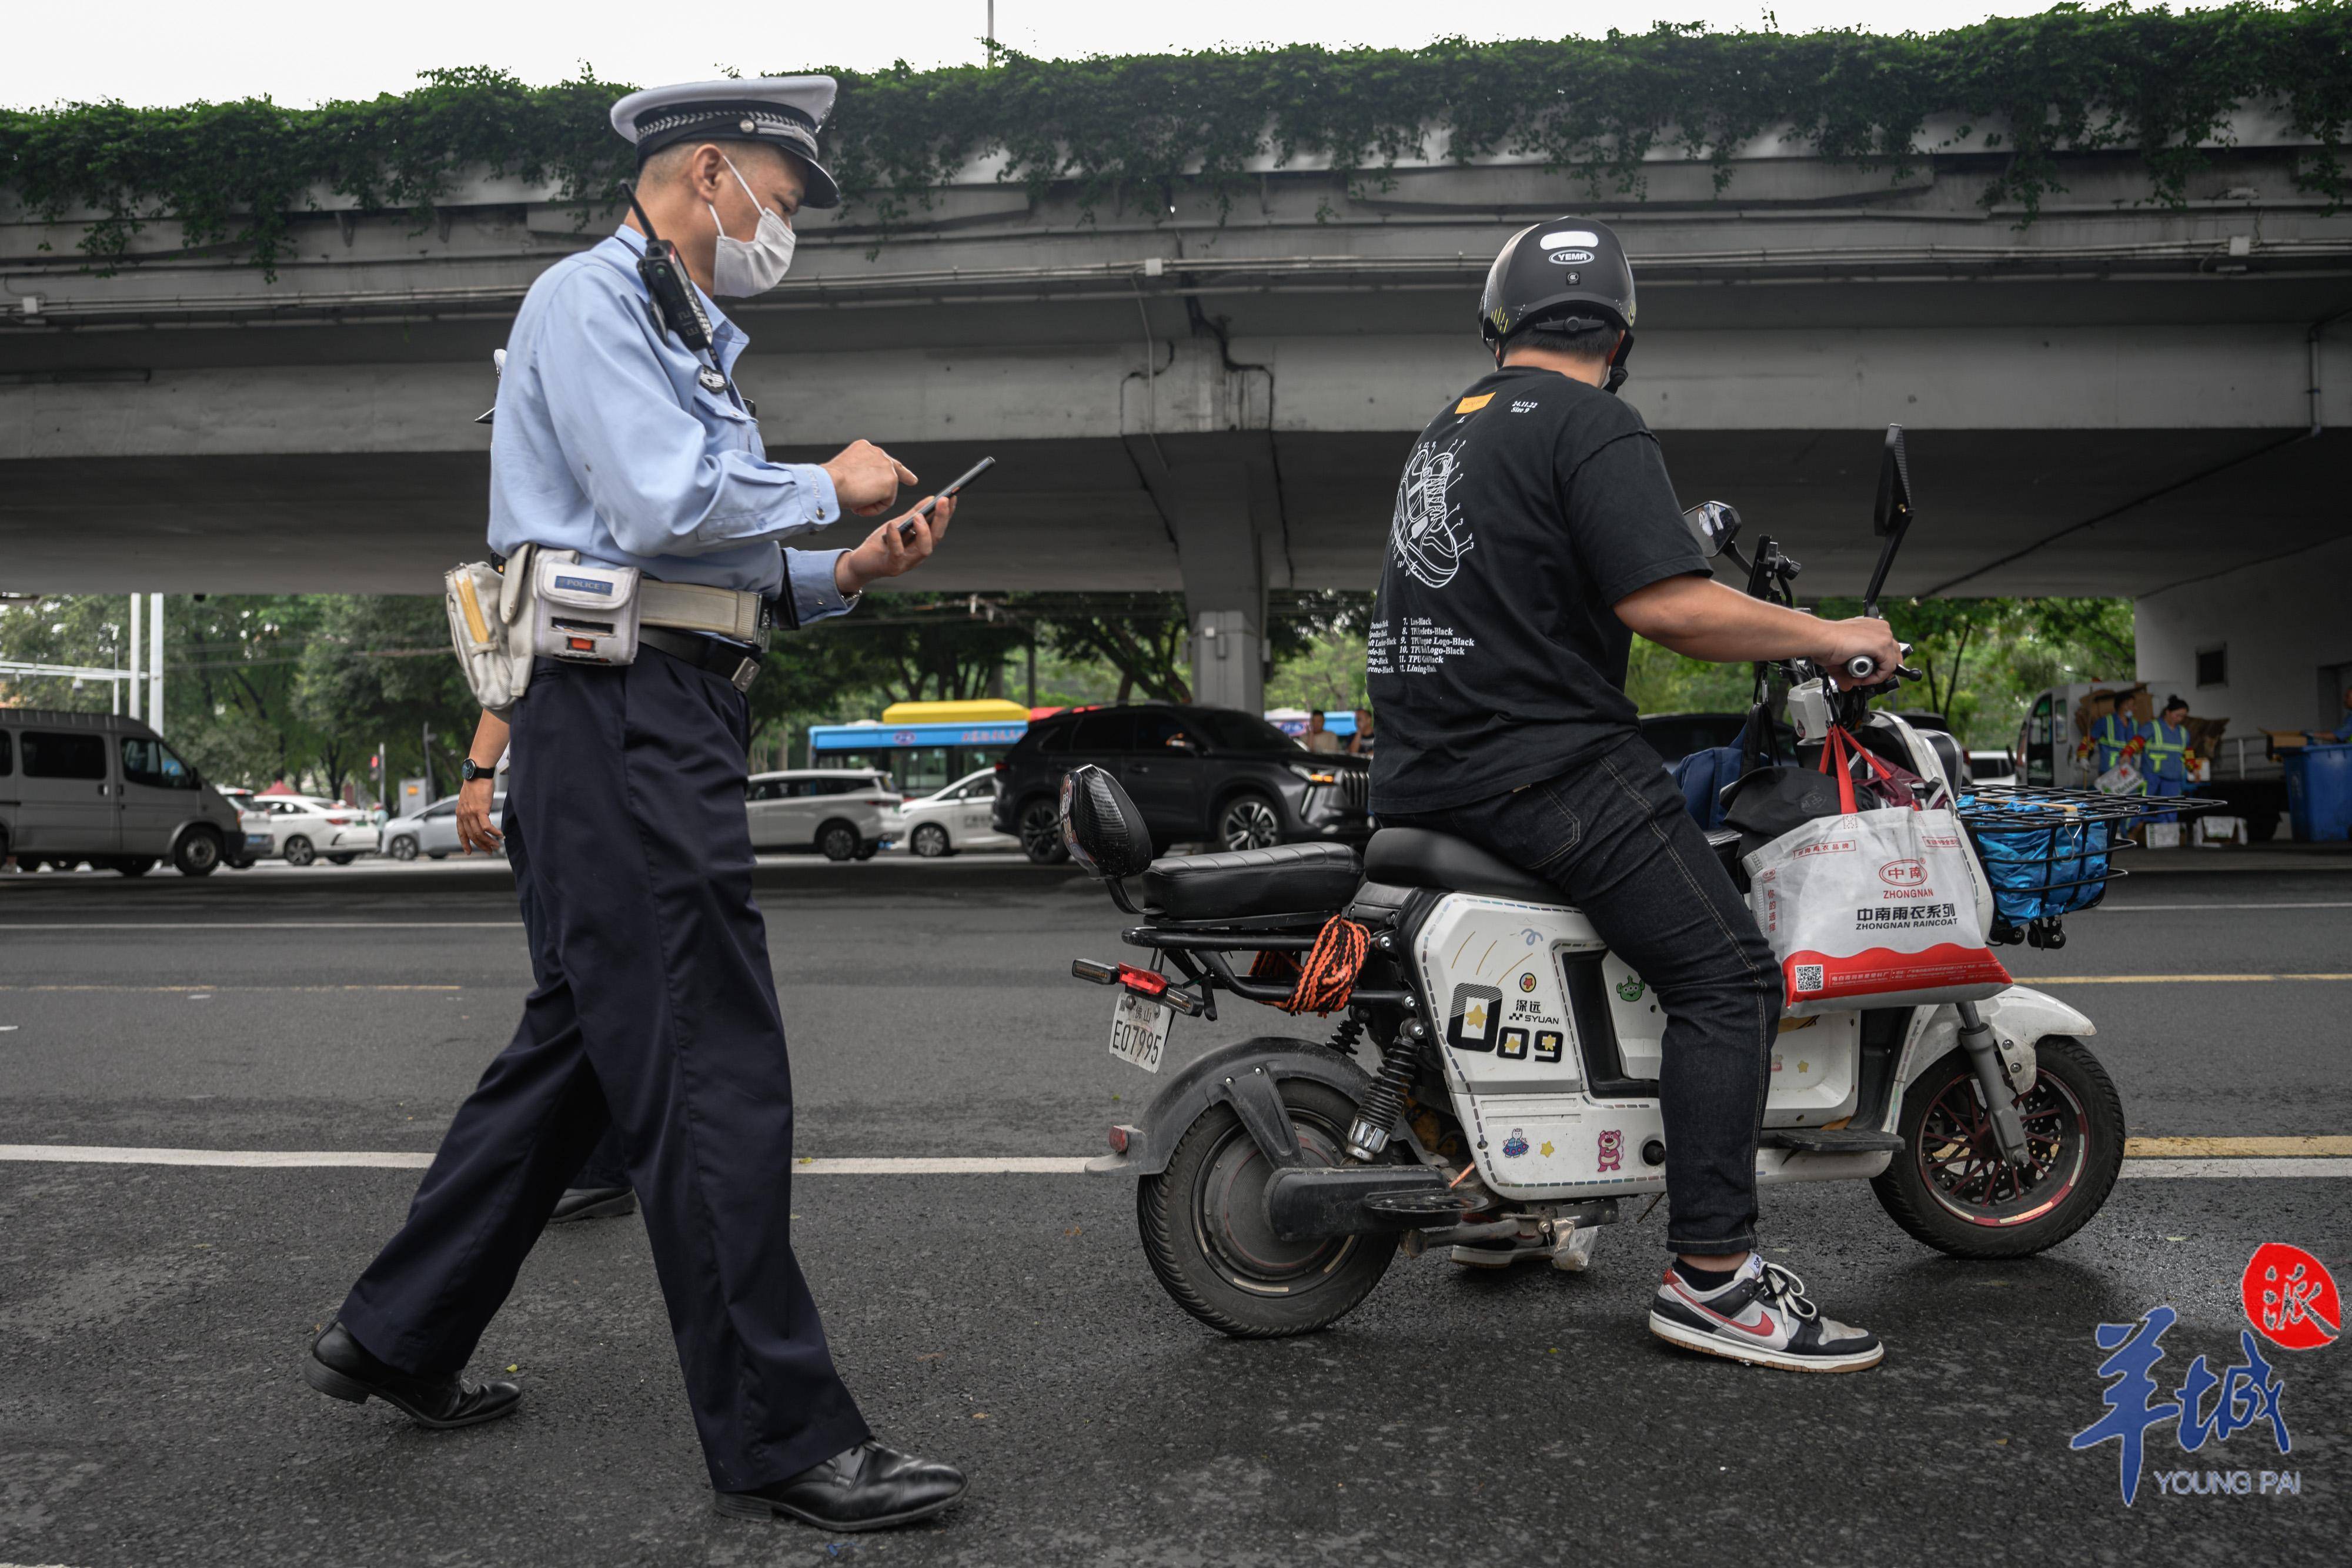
[{"left": 461, "top": 758, "right": 495, "bottom": 783}]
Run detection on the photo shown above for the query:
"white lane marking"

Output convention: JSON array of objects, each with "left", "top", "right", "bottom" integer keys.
[
  {"left": 0, "top": 1146, "right": 433, "bottom": 1168},
  {"left": 792, "top": 1157, "right": 1095, "bottom": 1175},
  {"left": 2102, "top": 902, "right": 2352, "bottom": 912},
  {"left": 0, "top": 1146, "right": 2344, "bottom": 1179},
  {"left": 2119, "top": 1158, "right": 2352, "bottom": 1179},
  {"left": 0, "top": 922, "right": 523, "bottom": 930},
  {"left": 0, "top": 1146, "right": 1093, "bottom": 1173}
]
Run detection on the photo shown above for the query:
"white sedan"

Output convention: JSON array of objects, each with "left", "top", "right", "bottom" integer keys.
[
  {"left": 243, "top": 796, "right": 382, "bottom": 866},
  {"left": 900, "top": 769, "right": 1016, "bottom": 858}
]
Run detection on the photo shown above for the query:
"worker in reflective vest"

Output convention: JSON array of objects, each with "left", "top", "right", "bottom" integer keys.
[
  {"left": 2079, "top": 696, "right": 2146, "bottom": 791},
  {"left": 2141, "top": 695, "right": 2196, "bottom": 826}
]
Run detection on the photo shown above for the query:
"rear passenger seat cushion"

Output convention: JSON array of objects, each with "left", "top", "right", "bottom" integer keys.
[{"left": 1142, "top": 843, "right": 1363, "bottom": 922}]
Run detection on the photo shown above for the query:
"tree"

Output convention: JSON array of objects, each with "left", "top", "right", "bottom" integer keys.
[
  {"left": 1033, "top": 604, "right": 1190, "bottom": 704},
  {"left": 293, "top": 596, "right": 476, "bottom": 800},
  {"left": 168, "top": 595, "right": 328, "bottom": 788}
]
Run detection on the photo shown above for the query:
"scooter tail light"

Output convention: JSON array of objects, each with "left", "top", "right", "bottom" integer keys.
[{"left": 1114, "top": 964, "right": 1168, "bottom": 996}]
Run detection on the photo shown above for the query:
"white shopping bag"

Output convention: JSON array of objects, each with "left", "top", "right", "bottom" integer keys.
[
  {"left": 2094, "top": 758, "right": 2144, "bottom": 796},
  {"left": 1745, "top": 729, "right": 2011, "bottom": 1016}
]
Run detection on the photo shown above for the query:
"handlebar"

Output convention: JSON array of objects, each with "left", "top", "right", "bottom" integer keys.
[{"left": 1839, "top": 642, "right": 1918, "bottom": 686}]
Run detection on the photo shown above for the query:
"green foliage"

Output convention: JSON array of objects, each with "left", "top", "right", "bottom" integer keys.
[
  {"left": 292, "top": 595, "right": 479, "bottom": 797},
  {"left": 1623, "top": 640, "right": 1759, "bottom": 718},
  {"left": 10, "top": 6, "right": 2351, "bottom": 276}
]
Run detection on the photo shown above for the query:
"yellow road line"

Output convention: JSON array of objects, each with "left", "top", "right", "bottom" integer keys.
[
  {"left": 0, "top": 984, "right": 463, "bottom": 992},
  {"left": 2126, "top": 1136, "right": 2352, "bottom": 1158},
  {"left": 2030, "top": 974, "right": 2352, "bottom": 984}
]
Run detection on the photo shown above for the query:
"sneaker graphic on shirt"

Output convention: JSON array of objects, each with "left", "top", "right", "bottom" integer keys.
[{"left": 1648, "top": 1255, "right": 1883, "bottom": 1373}]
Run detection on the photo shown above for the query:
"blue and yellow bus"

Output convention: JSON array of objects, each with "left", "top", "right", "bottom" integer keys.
[{"left": 805, "top": 700, "right": 1035, "bottom": 795}]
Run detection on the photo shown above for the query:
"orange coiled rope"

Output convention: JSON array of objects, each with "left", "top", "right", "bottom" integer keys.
[{"left": 1273, "top": 915, "right": 1371, "bottom": 1016}]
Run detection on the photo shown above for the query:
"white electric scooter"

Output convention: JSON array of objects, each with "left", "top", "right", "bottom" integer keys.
[{"left": 1061, "top": 427, "right": 2161, "bottom": 1339}]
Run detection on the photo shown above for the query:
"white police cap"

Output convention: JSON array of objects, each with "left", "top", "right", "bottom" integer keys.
[{"left": 610, "top": 76, "right": 841, "bottom": 209}]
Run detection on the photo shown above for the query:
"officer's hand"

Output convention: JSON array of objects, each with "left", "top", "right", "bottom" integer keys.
[
  {"left": 1815, "top": 616, "right": 1905, "bottom": 680},
  {"left": 836, "top": 496, "right": 956, "bottom": 595},
  {"left": 455, "top": 777, "right": 503, "bottom": 854},
  {"left": 821, "top": 440, "right": 920, "bottom": 517}
]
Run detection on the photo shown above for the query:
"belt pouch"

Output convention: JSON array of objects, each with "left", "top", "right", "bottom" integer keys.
[
  {"left": 445, "top": 541, "right": 537, "bottom": 716},
  {"left": 532, "top": 555, "right": 643, "bottom": 664}
]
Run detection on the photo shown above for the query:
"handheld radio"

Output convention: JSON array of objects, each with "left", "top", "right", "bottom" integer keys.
[{"left": 624, "top": 183, "right": 732, "bottom": 397}]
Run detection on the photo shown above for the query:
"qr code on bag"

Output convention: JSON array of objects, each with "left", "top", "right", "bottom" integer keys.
[{"left": 1794, "top": 964, "right": 1825, "bottom": 993}]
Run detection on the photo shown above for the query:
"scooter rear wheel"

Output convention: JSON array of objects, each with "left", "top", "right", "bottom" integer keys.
[
  {"left": 1870, "top": 1034, "right": 2124, "bottom": 1259},
  {"left": 1137, "top": 1078, "right": 1399, "bottom": 1338}
]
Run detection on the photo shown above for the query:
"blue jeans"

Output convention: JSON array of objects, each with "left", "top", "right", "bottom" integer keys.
[{"left": 1383, "top": 734, "right": 1781, "bottom": 1254}]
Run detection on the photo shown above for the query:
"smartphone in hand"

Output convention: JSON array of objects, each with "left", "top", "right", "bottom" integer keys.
[{"left": 898, "top": 456, "right": 995, "bottom": 541}]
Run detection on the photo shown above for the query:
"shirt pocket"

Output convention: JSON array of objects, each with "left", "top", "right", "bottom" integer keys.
[{"left": 688, "top": 383, "right": 762, "bottom": 458}]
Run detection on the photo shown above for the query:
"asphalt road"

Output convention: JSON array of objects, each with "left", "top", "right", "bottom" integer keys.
[{"left": 2, "top": 851, "right": 2348, "bottom": 1566}]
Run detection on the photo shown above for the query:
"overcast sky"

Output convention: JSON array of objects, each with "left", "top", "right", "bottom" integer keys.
[{"left": 2, "top": 2, "right": 2193, "bottom": 112}]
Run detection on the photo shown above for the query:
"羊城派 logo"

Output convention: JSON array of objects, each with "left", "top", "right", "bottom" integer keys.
[{"left": 2070, "top": 1248, "right": 2324, "bottom": 1506}]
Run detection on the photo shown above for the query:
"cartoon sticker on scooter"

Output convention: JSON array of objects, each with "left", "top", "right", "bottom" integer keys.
[
  {"left": 1502, "top": 1128, "right": 1529, "bottom": 1158},
  {"left": 1598, "top": 1129, "right": 1625, "bottom": 1172}
]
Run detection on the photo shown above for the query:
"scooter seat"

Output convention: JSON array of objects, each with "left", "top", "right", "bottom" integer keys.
[
  {"left": 1362, "top": 828, "right": 1561, "bottom": 902},
  {"left": 1142, "top": 843, "right": 1364, "bottom": 924}
]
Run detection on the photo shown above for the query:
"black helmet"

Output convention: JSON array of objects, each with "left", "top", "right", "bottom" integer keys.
[{"left": 1479, "top": 218, "right": 1637, "bottom": 391}]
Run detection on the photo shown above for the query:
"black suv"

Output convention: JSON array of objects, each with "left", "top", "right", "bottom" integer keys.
[{"left": 993, "top": 704, "right": 1371, "bottom": 863}]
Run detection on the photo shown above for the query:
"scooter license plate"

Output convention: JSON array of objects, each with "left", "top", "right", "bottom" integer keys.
[{"left": 1108, "top": 990, "right": 1174, "bottom": 1074}]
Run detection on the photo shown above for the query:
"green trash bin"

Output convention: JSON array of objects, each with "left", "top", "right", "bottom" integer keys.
[{"left": 2282, "top": 744, "right": 2352, "bottom": 842}]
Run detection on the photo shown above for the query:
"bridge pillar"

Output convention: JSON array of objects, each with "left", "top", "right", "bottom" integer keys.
[{"left": 1157, "top": 457, "right": 1269, "bottom": 713}]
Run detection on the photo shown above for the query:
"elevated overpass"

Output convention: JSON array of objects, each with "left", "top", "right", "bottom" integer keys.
[{"left": 4, "top": 112, "right": 2350, "bottom": 714}]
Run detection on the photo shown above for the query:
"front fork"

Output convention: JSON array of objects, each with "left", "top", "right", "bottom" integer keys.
[{"left": 1954, "top": 999, "right": 2032, "bottom": 1167}]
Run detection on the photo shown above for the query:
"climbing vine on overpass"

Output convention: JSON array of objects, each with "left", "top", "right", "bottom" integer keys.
[{"left": 4, "top": 2, "right": 2350, "bottom": 277}]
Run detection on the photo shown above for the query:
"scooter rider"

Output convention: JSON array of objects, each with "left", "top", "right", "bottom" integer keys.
[{"left": 1369, "top": 218, "right": 1903, "bottom": 1373}]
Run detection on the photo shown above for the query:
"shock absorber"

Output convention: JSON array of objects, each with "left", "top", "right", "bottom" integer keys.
[
  {"left": 1324, "top": 1014, "right": 1365, "bottom": 1058},
  {"left": 1345, "top": 1017, "right": 1425, "bottom": 1162}
]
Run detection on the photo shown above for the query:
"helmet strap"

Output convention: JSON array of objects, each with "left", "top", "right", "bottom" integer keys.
[{"left": 1603, "top": 329, "right": 1636, "bottom": 395}]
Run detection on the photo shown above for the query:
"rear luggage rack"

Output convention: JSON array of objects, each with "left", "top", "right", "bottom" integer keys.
[{"left": 1953, "top": 784, "right": 2218, "bottom": 937}]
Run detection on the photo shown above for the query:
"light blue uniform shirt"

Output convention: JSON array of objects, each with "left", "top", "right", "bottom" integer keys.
[{"left": 488, "top": 226, "right": 851, "bottom": 620}]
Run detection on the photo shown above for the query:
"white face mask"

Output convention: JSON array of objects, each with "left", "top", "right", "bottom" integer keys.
[{"left": 706, "top": 156, "right": 796, "bottom": 297}]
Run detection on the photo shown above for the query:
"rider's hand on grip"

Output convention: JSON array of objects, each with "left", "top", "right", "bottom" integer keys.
[{"left": 1819, "top": 618, "right": 1906, "bottom": 686}]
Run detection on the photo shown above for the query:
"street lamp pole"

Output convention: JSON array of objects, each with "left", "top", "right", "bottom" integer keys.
[
  {"left": 148, "top": 592, "right": 165, "bottom": 737},
  {"left": 127, "top": 593, "right": 142, "bottom": 722}
]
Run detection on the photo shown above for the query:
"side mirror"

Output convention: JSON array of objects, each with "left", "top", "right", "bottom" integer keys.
[
  {"left": 1873, "top": 424, "right": 1912, "bottom": 539},
  {"left": 1681, "top": 500, "right": 1740, "bottom": 559}
]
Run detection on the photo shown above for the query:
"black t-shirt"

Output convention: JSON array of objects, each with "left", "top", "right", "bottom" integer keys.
[{"left": 1367, "top": 366, "right": 1708, "bottom": 814}]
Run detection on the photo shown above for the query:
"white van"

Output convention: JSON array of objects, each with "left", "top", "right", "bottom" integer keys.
[{"left": 0, "top": 710, "right": 246, "bottom": 876}]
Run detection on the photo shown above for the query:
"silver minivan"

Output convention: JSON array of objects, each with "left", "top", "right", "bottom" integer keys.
[{"left": 0, "top": 710, "right": 246, "bottom": 876}]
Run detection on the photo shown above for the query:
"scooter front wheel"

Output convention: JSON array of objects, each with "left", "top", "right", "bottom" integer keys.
[
  {"left": 1870, "top": 1034, "right": 2124, "bottom": 1259},
  {"left": 1137, "top": 1078, "right": 1399, "bottom": 1338}
]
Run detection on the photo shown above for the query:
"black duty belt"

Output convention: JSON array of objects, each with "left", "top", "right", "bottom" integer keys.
[{"left": 640, "top": 626, "right": 763, "bottom": 692}]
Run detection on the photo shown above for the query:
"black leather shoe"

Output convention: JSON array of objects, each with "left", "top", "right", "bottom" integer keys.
[
  {"left": 714, "top": 1440, "right": 967, "bottom": 1532},
  {"left": 548, "top": 1186, "right": 637, "bottom": 1223},
  {"left": 305, "top": 1322, "right": 522, "bottom": 1430}
]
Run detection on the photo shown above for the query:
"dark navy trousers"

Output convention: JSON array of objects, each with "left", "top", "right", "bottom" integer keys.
[{"left": 339, "top": 648, "right": 868, "bottom": 1490}]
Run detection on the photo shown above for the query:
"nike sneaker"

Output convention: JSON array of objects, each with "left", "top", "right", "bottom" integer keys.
[{"left": 1648, "top": 1255, "right": 1883, "bottom": 1372}]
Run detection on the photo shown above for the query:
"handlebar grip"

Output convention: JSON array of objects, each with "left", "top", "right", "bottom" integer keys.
[{"left": 1842, "top": 641, "right": 1915, "bottom": 684}]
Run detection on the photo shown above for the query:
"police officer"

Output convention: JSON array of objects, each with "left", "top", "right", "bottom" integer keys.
[
  {"left": 1369, "top": 219, "right": 1901, "bottom": 1372},
  {"left": 305, "top": 77, "right": 967, "bottom": 1532},
  {"left": 2141, "top": 694, "right": 2197, "bottom": 828}
]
